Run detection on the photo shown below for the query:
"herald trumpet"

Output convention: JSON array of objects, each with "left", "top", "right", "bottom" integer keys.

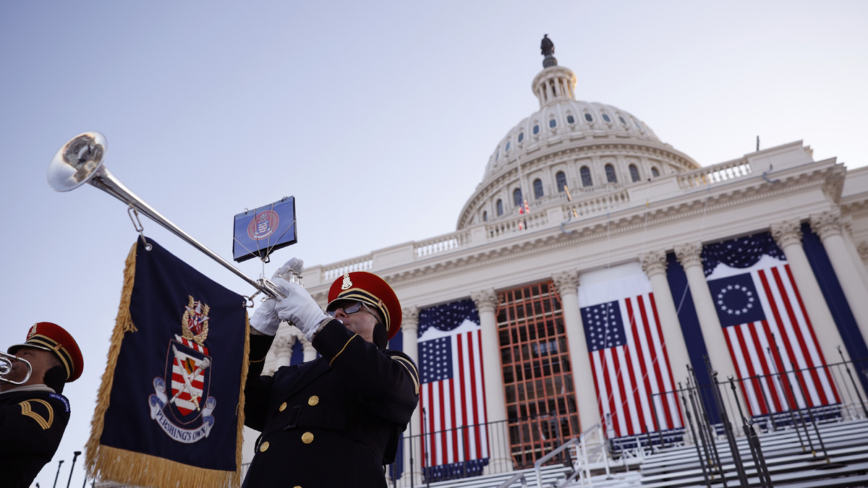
[
  {"left": 0, "top": 352, "right": 32, "bottom": 385},
  {"left": 47, "top": 132, "right": 286, "bottom": 300}
]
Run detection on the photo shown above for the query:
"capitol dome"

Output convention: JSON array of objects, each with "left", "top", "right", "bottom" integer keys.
[{"left": 458, "top": 51, "right": 700, "bottom": 230}]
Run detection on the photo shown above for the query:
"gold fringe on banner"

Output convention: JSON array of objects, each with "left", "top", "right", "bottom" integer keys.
[{"left": 84, "top": 242, "right": 250, "bottom": 488}]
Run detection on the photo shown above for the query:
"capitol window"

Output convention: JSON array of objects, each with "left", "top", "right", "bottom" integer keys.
[
  {"left": 533, "top": 179, "right": 544, "bottom": 200},
  {"left": 629, "top": 164, "right": 640, "bottom": 182},
  {"left": 605, "top": 164, "right": 617, "bottom": 183},
  {"left": 584, "top": 113, "right": 593, "bottom": 122},
  {"left": 496, "top": 150, "right": 499, "bottom": 161},
  {"left": 602, "top": 113, "right": 611, "bottom": 123},
  {"left": 549, "top": 119, "right": 557, "bottom": 128},
  {"left": 483, "top": 211, "right": 488, "bottom": 222},
  {"left": 497, "top": 199, "right": 504, "bottom": 216},
  {"left": 556, "top": 171, "right": 567, "bottom": 192},
  {"left": 506, "top": 141, "right": 510, "bottom": 151},
  {"left": 533, "top": 125, "right": 539, "bottom": 135},
  {"left": 567, "top": 115, "right": 575, "bottom": 124},
  {"left": 518, "top": 132, "right": 524, "bottom": 143},
  {"left": 580, "top": 166, "right": 592, "bottom": 187},
  {"left": 513, "top": 188, "right": 523, "bottom": 207},
  {"left": 651, "top": 167, "right": 660, "bottom": 177},
  {"left": 619, "top": 116, "right": 627, "bottom": 125}
]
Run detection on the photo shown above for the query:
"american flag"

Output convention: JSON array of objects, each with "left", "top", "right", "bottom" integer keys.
[
  {"left": 580, "top": 273, "right": 682, "bottom": 439},
  {"left": 707, "top": 261, "right": 839, "bottom": 416},
  {"left": 418, "top": 300, "right": 488, "bottom": 470}
]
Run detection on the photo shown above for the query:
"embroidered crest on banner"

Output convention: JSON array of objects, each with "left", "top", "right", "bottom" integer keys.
[
  {"left": 182, "top": 296, "right": 210, "bottom": 345},
  {"left": 148, "top": 298, "right": 217, "bottom": 444}
]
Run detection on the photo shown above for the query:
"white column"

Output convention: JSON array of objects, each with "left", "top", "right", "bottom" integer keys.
[
  {"left": 674, "top": 243, "right": 740, "bottom": 382},
  {"left": 400, "top": 307, "right": 423, "bottom": 487},
  {"left": 302, "top": 338, "right": 317, "bottom": 362},
  {"left": 274, "top": 335, "right": 294, "bottom": 368},
  {"left": 771, "top": 219, "right": 851, "bottom": 366},
  {"left": 471, "top": 289, "right": 513, "bottom": 473},
  {"left": 839, "top": 217, "right": 868, "bottom": 292},
  {"left": 810, "top": 211, "right": 868, "bottom": 344},
  {"left": 552, "top": 271, "right": 600, "bottom": 431},
  {"left": 640, "top": 250, "right": 693, "bottom": 384}
]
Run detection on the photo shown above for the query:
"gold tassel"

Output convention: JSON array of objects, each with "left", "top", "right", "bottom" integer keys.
[
  {"left": 84, "top": 243, "right": 246, "bottom": 488},
  {"left": 85, "top": 242, "right": 138, "bottom": 477},
  {"left": 86, "top": 445, "right": 238, "bottom": 488}
]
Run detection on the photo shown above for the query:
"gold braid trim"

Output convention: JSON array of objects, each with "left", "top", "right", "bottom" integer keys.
[
  {"left": 329, "top": 334, "right": 359, "bottom": 366},
  {"left": 392, "top": 357, "right": 420, "bottom": 395}
]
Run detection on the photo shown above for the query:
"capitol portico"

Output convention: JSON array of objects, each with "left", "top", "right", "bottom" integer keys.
[{"left": 247, "top": 40, "right": 868, "bottom": 485}]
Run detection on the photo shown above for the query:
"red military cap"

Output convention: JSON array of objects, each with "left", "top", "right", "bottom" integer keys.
[
  {"left": 8, "top": 322, "right": 84, "bottom": 382},
  {"left": 327, "top": 272, "right": 402, "bottom": 339}
]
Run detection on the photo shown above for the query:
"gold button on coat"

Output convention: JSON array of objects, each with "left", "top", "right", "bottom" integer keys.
[
  {"left": 302, "top": 432, "right": 314, "bottom": 444},
  {"left": 308, "top": 395, "right": 319, "bottom": 406},
  {"left": 279, "top": 402, "right": 287, "bottom": 412},
  {"left": 260, "top": 441, "right": 270, "bottom": 452}
]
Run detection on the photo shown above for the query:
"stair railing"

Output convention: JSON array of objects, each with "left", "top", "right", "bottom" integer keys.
[
  {"left": 534, "top": 437, "right": 581, "bottom": 488},
  {"left": 496, "top": 472, "right": 528, "bottom": 488}
]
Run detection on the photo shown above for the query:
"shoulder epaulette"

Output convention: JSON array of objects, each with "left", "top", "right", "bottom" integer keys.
[{"left": 386, "top": 350, "right": 420, "bottom": 395}]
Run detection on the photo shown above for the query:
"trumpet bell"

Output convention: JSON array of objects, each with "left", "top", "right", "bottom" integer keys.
[
  {"left": 47, "top": 131, "right": 108, "bottom": 192},
  {"left": 0, "top": 351, "right": 32, "bottom": 385}
]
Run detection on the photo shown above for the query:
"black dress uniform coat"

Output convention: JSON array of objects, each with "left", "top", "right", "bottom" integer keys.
[
  {"left": 243, "top": 320, "right": 419, "bottom": 488},
  {"left": 0, "top": 387, "right": 71, "bottom": 488}
]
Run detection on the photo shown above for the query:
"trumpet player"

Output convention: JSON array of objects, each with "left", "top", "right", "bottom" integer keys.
[
  {"left": 0, "top": 322, "right": 83, "bottom": 488},
  {"left": 242, "top": 260, "right": 419, "bottom": 488}
]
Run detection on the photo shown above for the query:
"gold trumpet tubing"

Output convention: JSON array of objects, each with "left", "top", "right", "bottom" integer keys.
[{"left": 0, "top": 352, "right": 33, "bottom": 385}]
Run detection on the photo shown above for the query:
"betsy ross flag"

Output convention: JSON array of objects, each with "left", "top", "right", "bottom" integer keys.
[
  {"left": 703, "top": 233, "right": 839, "bottom": 416},
  {"left": 418, "top": 299, "right": 489, "bottom": 479},
  {"left": 579, "top": 265, "right": 683, "bottom": 439}
]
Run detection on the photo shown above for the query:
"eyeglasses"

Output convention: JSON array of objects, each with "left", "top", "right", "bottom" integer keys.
[{"left": 327, "top": 301, "right": 380, "bottom": 321}]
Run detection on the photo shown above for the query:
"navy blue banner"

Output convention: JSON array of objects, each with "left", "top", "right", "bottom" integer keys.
[
  {"left": 232, "top": 197, "right": 297, "bottom": 262},
  {"left": 100, "top": 240, "right": 247, "bottom": 471}
]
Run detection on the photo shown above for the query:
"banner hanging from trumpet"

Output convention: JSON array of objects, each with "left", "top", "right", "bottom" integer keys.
[{"left": 86, "top": 239, "right": 250, "bottom": 488}]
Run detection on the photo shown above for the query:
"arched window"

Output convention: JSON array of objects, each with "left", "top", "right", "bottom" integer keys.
[
  {"left": 580, "top": 166, "right": 592, "bottom": 187},
  {"left": 533, "top": 125, "right": 540, "bottom": 135},
  {"left": 567, "top": 115, "right": 575, "bottom": 124},
  {"left": 556, "top": 171, "right": 567, "bottom": 192},
  {"left": 549, "top": 119, "right": 557, "bottom": 128},
  {"left": 651, "top": 167, "right": 660, "bottom": 177},
  {"left": 584, "top": 113, "right": 593, "bottom": 122},
  {"left": 619, "top": 116, "right": 628, "bottom": 125},
  {"left": 605, "top": 164, "right": 617, "bottom": 183},
  {"left": 483, "top": 211, "right": 488, "bottom": 222},
  {"left": 533, "top": 179, "right": 544, "bottom": 200},
  {"left": 518, "top": 132, "right": 524, "bottom": 143},
  {"left": 496, "top": 199, "right": 504, "bottom": 216},
  {"left": 495, "top": 150, "right": 499, "bottom": 161},
  {"left": 629, "top": 164, "right": 640, "bottom": 182},
  {"left": 505, "top": 141, "right": 510, "bottom": 151},
  {"left": 513, "top": 188, "right": 522, "bottom": 207}
]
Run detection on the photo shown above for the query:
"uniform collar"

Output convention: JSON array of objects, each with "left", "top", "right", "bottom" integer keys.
[{"left": 0, "top": 384, "right": 56, "bottom": 395}]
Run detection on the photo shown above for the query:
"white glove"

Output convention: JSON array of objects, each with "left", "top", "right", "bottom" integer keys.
[
  {"left": 248, "top": 259, "right": 301, "bottom": 336},
  {"left": 273, "top": 257, "right": 304, "bottom": 283},
  {"left": 274, "top": 280, "right": 332, "bottom": 341}
]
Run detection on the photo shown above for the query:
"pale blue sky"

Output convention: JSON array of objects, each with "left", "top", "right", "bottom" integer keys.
[{"left": 2, "top": 1, "right": 867, "bottom": 486}]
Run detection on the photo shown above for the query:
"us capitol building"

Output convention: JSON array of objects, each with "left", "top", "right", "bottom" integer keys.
[{"left": 244, "top": 39, "right": 868, "bottom": 485}]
